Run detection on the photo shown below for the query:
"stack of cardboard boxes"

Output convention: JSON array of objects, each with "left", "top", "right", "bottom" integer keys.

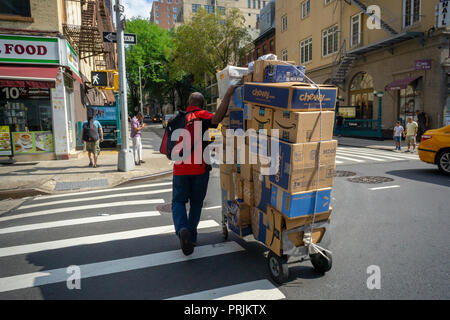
[{"left": 218, "top": 60, "right": 338, "bottom": 256}]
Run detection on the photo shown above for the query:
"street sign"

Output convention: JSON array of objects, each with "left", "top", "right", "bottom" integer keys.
[
  {"left": 91, "top": 71, "right": 108, "bottom": 87},
  {"left": 102, "top": 32, "right": 137, "bottom": 45}
]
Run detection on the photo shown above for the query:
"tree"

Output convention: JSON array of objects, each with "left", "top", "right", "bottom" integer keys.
[
  {"left": 125, "top": 18, "right": 173, "bottom": 114},
  {"left": 170, "top": 8, "right": 251, "bottom": 85}
]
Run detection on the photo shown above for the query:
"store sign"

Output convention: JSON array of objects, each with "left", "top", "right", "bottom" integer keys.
[
  {"left": 88, "top": 106, "right": 117, "bottom": 121},
  {"left": 415, "top": 59, "right": 432, "bottom": 70},
  {"left": 438, "top": 0, "right": 450, "bottom": 28},
  {"left": 60, "top": 39, "right": 79, "bottom": 77},
  {"left": 1, "top": 87, "right": 50, "bottom": 100},
  {"left": 0, "top": 35, "right": 60, "bottom": 64},
  {"left": 0, "top": 126, "right": 12, "bottom": 156}
]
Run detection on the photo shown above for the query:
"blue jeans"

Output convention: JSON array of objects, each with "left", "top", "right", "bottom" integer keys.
[{"left": 172, "top": 171, "right": 210, "bottom": 243}]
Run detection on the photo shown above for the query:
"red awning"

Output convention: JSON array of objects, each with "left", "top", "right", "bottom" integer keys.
[
  {"left": 385, "top": 76, "right": 421, "bottom": 91},
  {"left": 0, "top": 65, "right": 59, "bottom": 88},
  {"left": 71, "top": 71, "right": 83, "bottom": 85}
]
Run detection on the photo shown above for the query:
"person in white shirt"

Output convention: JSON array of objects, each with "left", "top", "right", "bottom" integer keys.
[
  {"left": 404, "top": 117, "right": 418, "bottom": 153},
  {"left": 393, "top": 121, "right": 404, "bottom": 151}
]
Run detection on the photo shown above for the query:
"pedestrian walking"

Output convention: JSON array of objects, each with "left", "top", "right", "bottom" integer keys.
[
  {"left": 171, "top": 85, "right": 236, "bottom": 256},
  {"left": 393, "top": 121, "right": 404, "bottom": 151},
  {"left": 404, "top": 117, "right": 418, "bottom": 153},
  {"left": 415, "top": 110, "right": 429, "bottom": 143},
  {"left": 81, "top": 111, "right": 103, "bottom": 168},
  {"left": 131, "top": 111, "right": 146, "bottom": 166},
  {"left": 335, "top": 113, "right": 345, "bottom": 137}
]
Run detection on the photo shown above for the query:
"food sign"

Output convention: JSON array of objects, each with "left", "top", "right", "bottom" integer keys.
[{"left": 0, "top": 126, "right": 12, "bottom": 156}]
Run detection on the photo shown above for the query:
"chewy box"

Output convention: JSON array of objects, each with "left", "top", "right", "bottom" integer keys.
[
  {"left": 243, "top": 82, "right": 337, "bottom": 111},
  {"left": 270, "top": 186, "right": 332, "bottom": 219},
  {"left": 265, "top": 64, "right": 305, "bottom": 83}
]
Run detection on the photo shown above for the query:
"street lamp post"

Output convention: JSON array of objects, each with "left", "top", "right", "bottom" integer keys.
[
  {"left": 374, "top": 90, "right": 384, "bottom": 139},
  {"left": 139, "top": 62, "right": 161, "bottom": 116}
]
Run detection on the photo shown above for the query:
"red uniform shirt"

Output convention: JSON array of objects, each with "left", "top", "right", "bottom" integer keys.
[{"left": 173, "top": 106, "right": 215, "bottom": 176}]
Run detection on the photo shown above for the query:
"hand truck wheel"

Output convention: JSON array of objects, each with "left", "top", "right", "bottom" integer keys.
[
  {"left": 310, "top": 251, "right": 332, "bottom": 274},
  {"left": 267, "top": 251, "right": 289, "bottom": 284}
]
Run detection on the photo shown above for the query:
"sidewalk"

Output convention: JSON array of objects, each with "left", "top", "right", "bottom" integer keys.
[
  {"left": 0, "top": 127, "right": 172, "bottom": 201},
  {"left": 335, "top": 136, "right": 398, "bottom": 150}
]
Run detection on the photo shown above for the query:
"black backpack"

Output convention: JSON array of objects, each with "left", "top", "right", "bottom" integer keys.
[
  {"left": 83, "top": 119, "right": 99, "bottom": 142},
  {"left": 159, "top": 111, "right": 195, "bottom": 160}
]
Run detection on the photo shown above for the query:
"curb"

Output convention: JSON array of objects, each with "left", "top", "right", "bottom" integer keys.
[{"left": 0, "top": 188, "right": 51, "bottom": 201}]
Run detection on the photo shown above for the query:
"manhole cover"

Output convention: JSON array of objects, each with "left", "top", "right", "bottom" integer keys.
[
  {"left": 157, "top": 201, "right": 209, "bottom": 213},
  {"left": 335, "top": 170, "right": 357, "bottom": 177},
  {"left": 347, "top": 176, "right": 395, "bottom": 184}
]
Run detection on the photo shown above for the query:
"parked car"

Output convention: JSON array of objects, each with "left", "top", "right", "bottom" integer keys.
[
  {"left": 418, "top": 125, "right": 450, "bottom": 175},
  {"left": 152, "top": 114, "right": 162, "bottom": 123},
  {"left": 143, "top": 114, "right": 152, "bottom": 123},
  {"left": 162, "top": 114, "right": 174, "bottom": 128}
]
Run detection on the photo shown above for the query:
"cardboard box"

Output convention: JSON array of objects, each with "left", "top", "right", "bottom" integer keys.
[
  {"left": 243, "top": 103, "right": 253, "bottom": 120},
  {"left": 253, "top": 60, "right": 295, "bottom": 82},
  {"left": 240, "top": 163, "right": 253, "bottom": 181},
  {"left": 220, "top": 170, "right": 235, "bottom": 200},
  {"left": 216, "top": 66, "right": 248, "bottom": 99},
  {"left": 270, "top": 186, "right": 332, "bottom": 219},
  {"left": 243, "top": 180, "right": 255, "bottom": 206},
  {"left": 228, "top": 220, "right": 253, "bottom": 238},
  {"left": 243, "top": 82, "right": 337, "bottom": 111},
  {"left": 265, "top": 205, "right": 284, "bottom": 256},
  {"left": 225, "top": 199, "right": 251, "bottom": 226},
  {"left": 243, "top": 73, "right": 253, "bottom": 83},
  {"left": 252, "top": 169, "right": 272, "bottom": 212},
  {"left": 229, "top": 109, "right": 244, "bottom": 131},
  {"left": 250, "top": 106, "right": 274, "bottom": 136},
  {"left": 284, "top": 208, "right": 332, "bottom": 231},
  {"left": 251, "top": 207, "right": 267, "bottom": 243},
  {"left": 273, "top": 111, "right": 335, "bottom": 143},
  {"left": 233, "top": 86, "right": 244, "bottom": 109},
  {"left": 287, "top": 228, "right": 325, "bottom": 247},
  {"left": 264, "top": 64, "right": 305, "bottom": 83},
  {"left": 269, "top": 140, "right": 337, "bottom": 193},
  {"left": 233, "top": 171, "right": 244, "bottom": 199}
]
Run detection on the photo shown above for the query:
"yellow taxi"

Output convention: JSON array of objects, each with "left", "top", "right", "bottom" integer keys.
[{"left": 418, "top": 125, "right": 450, "bottom": 175}]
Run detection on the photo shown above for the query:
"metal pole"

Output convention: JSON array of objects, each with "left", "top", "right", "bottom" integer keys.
[
  {"left": 115, "top": 0, "right": 135, "bottom": 172},
  {"left": 378, "top": 95, "right": 382, "bottom": 138},
  {"left": 139, "top": 66, "right": 143, "bottom": 115}
]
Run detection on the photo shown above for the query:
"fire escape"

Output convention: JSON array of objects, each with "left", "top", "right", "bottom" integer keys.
[
  {"left": 330, "top": 0, "right": 403, "bottom": 87},
  {"left": 63, "top": 0, "right": 115, "bottom": 70}
]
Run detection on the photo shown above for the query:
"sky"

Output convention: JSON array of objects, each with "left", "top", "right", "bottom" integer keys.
[{"left": 122, "top": 0, "right": 154, "bottom": 19}]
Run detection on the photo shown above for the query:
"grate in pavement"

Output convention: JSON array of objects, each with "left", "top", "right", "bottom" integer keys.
[
  {"left": 335, "top": 170, "right": 357, "bottom": 177},
  {"left": 55, "top": 179, "right": 109, "bottom": 191},
  {"left": 347, "top": 176, "right": 394, "bottom": 184}
]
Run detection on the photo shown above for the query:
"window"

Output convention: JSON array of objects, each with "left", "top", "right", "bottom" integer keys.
[
  {"left": 155, "top": 4, "right": 159, "bottom": 10},
  {"left": 168, "top": 12, "right": 171, "bottom": 18},
  {"left": 156, "top": 19, "right": 159, "bottom": 24},
  {"left": 281, "top": 49, "right": 288, "bottom": 61},
  {"left": 204, "top": 5, "right": 214, "bottom": 14},
  {"left": 301, "top": 0, "right": 310, "bottom": 19},
  {"left": 248, "top": 0, "right": 251, "bottom": 9},
  {"left": 156, "top": 12, "right": 159, "bottom": 17},
  {"left": 281, "top": 15, "right": 287, "bottom": 32},
  {"left": 0, "top": 0, "right": 31, "bottom": 17},
  {"left": 173, "top": 7, "right": 177, "bottom": 12},
  {"left": 258, "top": 0, "right": 261, "bottom": 9},
  {"left": 173, "top": 13, "right": 177, "bottom": 19},
  {"left": 322, "top": 24, "right": 338, "bottom": 56},
  {"left": 167, "top": 0, "right": 172, "bottom": 3},
  {"left": 263, "top": 43, "right": 267, "bottom": 55},
  {"left": 218, "top": 6, "right": 226, "bottom": 15},
  {"left": 269, "top": 40, "right": 274, "bottom": 51},
  {"left": 324, "top": 0, "right": 334, "bottom": 5},
  {"left": 263, "top": 1, "right": 266, "bottom": 7},
  {"left": 403, "top": 0, "right": 421, "bottom": 28},
  {"left": 350, "top": 13, "right": 361, "bottom": 47},
  {"left": 253, "top": 0, "right": 256, "bottom": 9},
  {"left": 256, "top": 48, "right": 260, "bottom": 59},
  {"left": 300, "top": 37, "right": 312, "bottom": 64},
  {"left": 349, "top": 72, "right": 375, "bottom": 120},
  {"left": 192, "top": 4, "right": 200, "bottom": 13}
]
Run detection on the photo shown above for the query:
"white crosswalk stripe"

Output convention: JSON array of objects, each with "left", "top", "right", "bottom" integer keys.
[
  {"left": 0, "top": 179, "right": 287, "bottom": 300},
  {"left": 336, "top": 146, "right": 420, "bottom": 165}
]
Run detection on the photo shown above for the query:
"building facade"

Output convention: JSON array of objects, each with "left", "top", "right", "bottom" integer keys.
[
  {"left": 0, "top": 0, "right": 116, "bottom": 160},
  {"left": 276, "top": 0, "right": 450, "bottom": 137},
  {"left": 150, "top": 0, "right": 183, "bottom": 31}
]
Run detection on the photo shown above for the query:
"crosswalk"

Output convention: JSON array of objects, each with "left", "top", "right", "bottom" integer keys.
[
  {"left": 0, "top": 180, "right": 285, "bottom": 300},
  {"left": 336, "top": 146, "right": 419, "bottom": 165}
]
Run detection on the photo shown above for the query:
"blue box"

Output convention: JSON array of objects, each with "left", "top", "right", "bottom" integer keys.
[
  {"left": 243, "top": 103, "right": 252, "bottom": 120},
  {"left": 243, "top": 82, "right": 337, "bottom": 111},
  {"left": 253, "top": 170, "right": 272, "bottom": 212},
  {"left": 233, "top": 86, "right": 244, "bottom": 108},
  {"left": 229, "top": 109, "right": 244, "bottom": 131},
  {"left": 264, "top": 64, "right": 305, "bottom": 83},
  {"left": 270, "top": 186, "right": 332, "bottom": 219}
]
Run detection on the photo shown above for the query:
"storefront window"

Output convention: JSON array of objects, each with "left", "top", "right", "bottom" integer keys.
[
  {"left": 0, "top": 86, "right": 54, "bottom": 154},
  {"left": 349, "top": 72, "right": 374, "bottom": 119},
  {"left": 398, "top": 80, "right": 421, "bottom": 126}
]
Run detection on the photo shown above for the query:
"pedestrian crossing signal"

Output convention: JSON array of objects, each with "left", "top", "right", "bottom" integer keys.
[{"left": 91, "top": 72, "right": 108, "bottom": 87}]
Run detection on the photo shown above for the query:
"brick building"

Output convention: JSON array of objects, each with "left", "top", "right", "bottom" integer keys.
[{"left": 150, "top": 0, "right": 183, "bottom": 31}]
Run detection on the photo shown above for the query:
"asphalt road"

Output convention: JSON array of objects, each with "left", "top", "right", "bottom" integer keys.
[{"left": 0, "top": 126, "right": 448, "bottom": 299}]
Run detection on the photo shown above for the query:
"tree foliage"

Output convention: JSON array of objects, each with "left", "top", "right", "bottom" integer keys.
[{"left": 170, "top": 8, "right": 251, "bottom": 85}]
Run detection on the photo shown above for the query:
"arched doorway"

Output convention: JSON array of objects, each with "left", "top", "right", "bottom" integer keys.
[{"left": 349, "top": 72, "right": 374, "bottom": 119}]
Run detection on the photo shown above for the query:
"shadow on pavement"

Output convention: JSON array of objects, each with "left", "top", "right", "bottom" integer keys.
[{"left": 386, "top": 168, "right": 450, "bottom": 188}]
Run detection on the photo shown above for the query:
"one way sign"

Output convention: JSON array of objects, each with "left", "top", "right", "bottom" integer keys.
[{"left": 102, "top": 32, "right": 137, "bottom": 45}]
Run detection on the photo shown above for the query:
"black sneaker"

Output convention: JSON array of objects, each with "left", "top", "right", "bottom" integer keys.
[
  {"left": 179, "top": 228, "right": 194, "bottom": 256},
  {"left": 89, "top": 162, "right": 93, "bottom": 167}
]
